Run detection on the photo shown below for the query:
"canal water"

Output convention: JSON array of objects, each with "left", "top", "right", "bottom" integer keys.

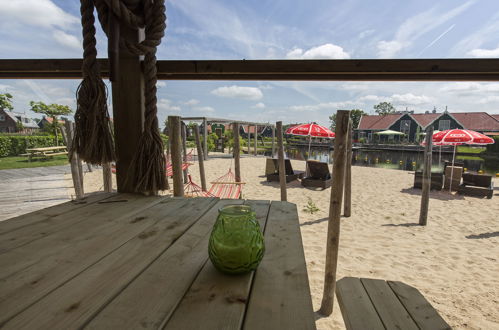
[{"left": 280, "top": 146, "right": 499, "bottom": 175}]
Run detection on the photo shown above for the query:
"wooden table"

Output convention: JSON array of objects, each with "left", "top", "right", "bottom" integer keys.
[
  {"left": 24, "top": 146, "right": 68, "bottom": 161},
  {"left": 0, "top": 194, "right": 316, "bottom": 329},
  {"left": 336, "top": 277, "right": 451, "bottom": 330}
]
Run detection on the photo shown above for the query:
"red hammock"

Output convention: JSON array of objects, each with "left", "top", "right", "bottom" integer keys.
[
  {"left": 184, "top": 175, "right": 214, "bottom": 197},
  {"left": 208, "top": 168, "right": 243, "bottom": 199}
]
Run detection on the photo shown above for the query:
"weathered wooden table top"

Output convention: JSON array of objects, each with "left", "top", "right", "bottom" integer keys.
[{"left": 0, "top": 193, "right": 316, "bottom": 329}]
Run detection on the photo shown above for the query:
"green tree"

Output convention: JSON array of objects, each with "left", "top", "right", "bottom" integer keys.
[
  {"left": 30, "top": 101, "right": 72, "bottom": 145},
  {"left": 0, "top": 93, "right": 14, "bottom": 111},
  {"left": 373, "top": 102, "right": 396, "bottom": 116},
  {"left": 329, "top": 109, "right": 367, "bottom": 130}
]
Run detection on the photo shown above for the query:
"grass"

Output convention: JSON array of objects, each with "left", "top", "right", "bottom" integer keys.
[
  {"left": 0, "top": 155, "right": 68, "bottom": 170},
  {"left": 457, "top": 146, "right": 486, "bottom": 154}
]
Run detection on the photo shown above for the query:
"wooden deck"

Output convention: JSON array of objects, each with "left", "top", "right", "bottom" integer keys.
[
  {"left": 0, "top": 194, "right": 316, "bottom": 329},
  {"left": 0, "top": 165, "right": 72, "bottom": 221}
]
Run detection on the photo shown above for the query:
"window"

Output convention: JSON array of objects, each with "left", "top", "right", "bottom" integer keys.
[
  {"left": 0, "top": 114, "right": 5, "bottom": 121},
  {"left": 438, "top": 120, "right": 450, "bottom": 131},
  {"left": 400, "top": 120, "right": 411, "bottom": 135}
]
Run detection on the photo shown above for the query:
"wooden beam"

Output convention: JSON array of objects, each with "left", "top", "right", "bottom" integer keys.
[
  {"left": 203, "top": 118, "right": 208, "bottom": 160},
  {"left": 112, "top": 26, "right": 144, "bottom": 193},
  {"left": 102, "top": 163, "right": 113, "bottom": 193},
  {"left": 271, "top": 126, "right": 275, "bottom": 158},
  {"left": 181, "top": 122, "right": 188, "bottom": 184},
  {"left": 344, "top": 119, "right": 352, "bottom": 217},
  {"left": 64, "top": 121, "right": 83, "bottom": 199},
  {"left": 233, "top": 122, "right": 241, "bottom": 183},
  {"left": 247, "top": 125, "right": 251, "bottom": 155},
  {"left": 3, "top": 59, "right": 499, "bottom": 81},
  {"left": 319, "top": 110, "right": 350, "bottom": 316},
  {"left": 254, "top": 125, "right": 258, "bottom": 156},
  {"left": 419, "top": 126, "right": 434, "bottom": 226},
  {"left": 193, "top": 125, "right": 207, "bottom": 191},
  {"left": 276, "top": 121, "right": 287, "bottom": 202},
  {"left": 169, "top": 116, "right": 184, "bottom": 197}
]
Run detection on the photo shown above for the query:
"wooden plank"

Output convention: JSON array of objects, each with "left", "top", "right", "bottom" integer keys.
[
  {"left": 0, "top": 192, "right": 112, "bottom": 235},
  {"left": 85, "top": 199, "right": 236, "bottom": 329},
  {"left": 243, "top": 201, "right": 316, "bottom": 330},
  {"left": 193, "top": 124, "right": 207, "bottom": 191},
  {"left": 336, "top": 277, "right": 385, "bottom": 330},
  {"left": 276, "top": 121, "right": 287, "bottom": 201},
  {"left": 0, "top": 194, "right": 172, "bottom": 325},
  {"left": 1, "top": 197, "right": 218, "bottom": 329},
  {"left": 419, "top": 125, "right": 434, "bottom": 225},
  {"left": 360, "top": 278, "right": 418, "bottom": 330},
  {"left": 164, "top": 200, "right": 270, "bottom": 330},
  {"left": 233, "top": 122, "right": 241, "bottom": 182},
  {"left": 344, "top": 119, "right": 352, "bottom": 217},
  {"left": 388, "top": 281, "right": 451, "bottom": 330},
  {"left": 169, "top": 116, "right": 184, "bottom": 196},
  {"left": 4, "top": 58, "right": 499, "bottom": 81}
]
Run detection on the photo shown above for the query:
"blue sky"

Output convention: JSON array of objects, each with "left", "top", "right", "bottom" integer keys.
[{"left": 1, "top": 0, "right": 499, "bottom": 128}]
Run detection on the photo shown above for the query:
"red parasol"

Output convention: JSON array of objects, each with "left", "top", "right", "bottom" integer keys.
[{"left": 286, "top": 123, "right": 335, "bottom": 138}]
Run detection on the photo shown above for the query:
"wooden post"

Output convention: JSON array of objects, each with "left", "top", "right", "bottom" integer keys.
[
  {"left": 165, "top": 123, "right": 170, "bottom": 191},
  {"left": 276, "top": 121, "right": 287, "bottom": 202},
  {"left": 254, "top": 125, "right": 258, "bottom": 156},
  {"left": 181, "top": 121, "right": 188, "bottom": 184},
  {"left": 271, "top": 125, "right": 275, "bottom": 157},
  {"left": 233, "top": 122, "right": 241, "bottom": 182},
  {"left": 169, "top": 116, "right": 184, "bottom": 197},
  {"left": 64, "top": 121, "right": 84, "bottom": 199},
  {"left": 319, "top": 110, "right": 350, "bottom": 316},
  {"left": 247, "top": 125, "right": 251, "bottom": 155},
  {"left": 344, "top": 119, "right": 352, "bottom": 217},
  {"left": 193, "top": 124, "right": 207, "bottom": 191},
  {"left": 203, "top": 118, "right": 208, "bottom": 160},
  {"left": 419, "top": 125, "right": 433, "bottom": 226},
  {"left": 112, "top": 23, "right": 144, "bottom": 193},
  {"left": 102, "top": 163, "right": 113, "bottom": 192}
]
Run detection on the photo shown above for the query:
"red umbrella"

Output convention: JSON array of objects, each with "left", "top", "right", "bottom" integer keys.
[
  {"left": 426, "top": 129, "right": 494, "bottom": 192},
  {"left": 286, "top": 123, "right": 335, "bottom": 138}
]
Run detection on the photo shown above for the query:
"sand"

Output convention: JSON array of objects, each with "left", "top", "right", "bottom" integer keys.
[{"left": 72, "top": 153, "right": 499, "bottom": 330}]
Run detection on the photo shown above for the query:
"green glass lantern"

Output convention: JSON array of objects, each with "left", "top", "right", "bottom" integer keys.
[{"left": 208, "top": 205, "right": 265, "bottom": 275}]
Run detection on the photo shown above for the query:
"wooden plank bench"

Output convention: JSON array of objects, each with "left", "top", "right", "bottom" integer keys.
[{"left": 336, "top": 277, "right": 451, "bottom": 330}]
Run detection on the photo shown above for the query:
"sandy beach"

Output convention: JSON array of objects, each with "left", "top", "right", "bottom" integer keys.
[{"left": 73, "top": 153, "right": 499, "bottom": 330}]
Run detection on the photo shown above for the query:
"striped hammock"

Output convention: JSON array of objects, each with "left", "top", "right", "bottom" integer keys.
[
  {"left": 184, "top": 175, "right": 214, "bottom": 197},
  {"left": 208, "top": 168, "right": 243, "bottom": 199}
]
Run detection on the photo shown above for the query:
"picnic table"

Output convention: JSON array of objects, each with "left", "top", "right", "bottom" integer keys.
[
  {"left": 0, "top": 194, "right": 316, "bottom": 329},
  {"left": 23, "top": 146, "right": 68, "bottom": 161}
]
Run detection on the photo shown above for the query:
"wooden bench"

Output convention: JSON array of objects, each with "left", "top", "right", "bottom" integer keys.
[
  {"left": 458, "top": 172, "right": 494, "bottom": 199},
  {"left": 336, "top": 277, "right": 451, "bottom": 330}
]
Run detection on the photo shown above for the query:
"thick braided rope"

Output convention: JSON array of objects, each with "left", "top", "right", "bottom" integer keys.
[
  {"left": 94, "top": 0, "right": 167, "bottom": 192},
  {"left": 73, "top": 0, "right": 115, "bottom": 164}
]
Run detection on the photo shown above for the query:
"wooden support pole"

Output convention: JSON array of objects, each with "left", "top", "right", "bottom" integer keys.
[
  {"left": 169, "top": 116, "right": 184, "bottom": 197},
  {"left": 254, "top": 125, "right": 258, "bottom": 156},
  {"left": 64, "top": 121, "right": 84, "bottom": 199},
  {"left": 344, "top": 119, "right": 353, "bottom": 217},
  {"left": 419, "top": 125, "right": 433, "bottom": 226},
  {"left": 233, "top": 122, "right": 241, "bottom": 183},
  {"left": 112, "top": 24, "right": 144, "bottom": 193},
  {"left": 181, "top": 121, "right": 188, "bottom": 184},
  {"left": 247, "top": 125, "right": 251, "bottom": 155},
  {"left": 193, "top": 124, "right": 207, "bottom": 191},
  {"left": 203, "top": 118, "right": 208, "bottom": 160},
  {"left": 165, "top": 124, "right": 170, "bottom": 191},
  {"left": 276, "top": 121, "right": 287, "bottom": 202},
  {"left": 319, "top": 110, "right": 350, "bottom": 316},
  {"left": 271, "top": 125, "right": 275, "bottom": 157},
  {"left": 102, "top": 163, "right": 113, "bottom": 192}
]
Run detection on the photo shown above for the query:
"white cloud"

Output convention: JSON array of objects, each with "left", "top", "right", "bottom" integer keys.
[
  {"left": 439, "top": 82, "right": 499, "bottom": 94},
  {"left": 252, "top": 102, "right": 265, "bottom": 109},
  {"left": 194, "top": 106, "right": 215, "bottom": 113},
  {"left": 0, "top": 0, "right": 79, "bottom": 29},
  {"left": 156, "top": 81, "right": 166, "bottom": 88},
  {"left": 52, "top": 30, "right": 80, "bottom": 49},
  {"left": 286, "top": 43, "right": 350, "bottom": 59},
  {"left": 289, "top": 101, "right": 359, "bottom": 112},
  {"left": 377, "top": 1, "right": 476, "bottom": 58},
  {"left": 359, "top": 29, "right": 375, "bottom": 39},
  {"left": 157, "top": 99, "right": 181, "bottom": 112},
  {"left": 183, "top": 99, "right": 200, "bottom": 106},
  {"left": 358, "top": 93, "right": 431, "bottom": 105},
  {"left": 468, "top": 46, "right": 499, "bottom": 58},
  {"left": 211, "top": 85, "right": 263, "bottom": 100}
]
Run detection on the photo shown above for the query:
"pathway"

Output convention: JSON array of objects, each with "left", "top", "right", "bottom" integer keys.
[{"left": 0, "top": 165, "right": 73, "bottom": 221}]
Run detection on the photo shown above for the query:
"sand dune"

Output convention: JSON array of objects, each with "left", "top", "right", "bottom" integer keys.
[{"left": 75, "top": 153, "right": 499, "bottom": 330}]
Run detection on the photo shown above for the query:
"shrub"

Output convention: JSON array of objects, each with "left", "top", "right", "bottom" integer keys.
[{"left": 0, "top": 135, "right": 64, "bottom": 157}]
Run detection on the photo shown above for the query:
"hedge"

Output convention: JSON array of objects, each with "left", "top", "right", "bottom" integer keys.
[{"left": 0, "top": 135, "right": 64, "bottom": 157}]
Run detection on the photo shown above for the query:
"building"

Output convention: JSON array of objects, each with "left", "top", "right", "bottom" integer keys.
[
  {"left": 0, "top": 109, "right": 40, "bottom": 133},
  {"left": 357, "top": 111, "right": 499, "bottom": 143},
  {"left": 38, "top": 116, "right": 66, "bottom": 130}
]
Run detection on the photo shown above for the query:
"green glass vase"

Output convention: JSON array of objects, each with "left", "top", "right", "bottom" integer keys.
[{"left": 208, "top": 205, "right": 265, "bottom": 275}]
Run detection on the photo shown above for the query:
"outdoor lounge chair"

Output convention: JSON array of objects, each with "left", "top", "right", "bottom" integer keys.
[
  {"left": 265, "top": 158, "right": 304, "bottom": 183},
  {"left": 301, "top": 160, "right": 332, "bottom": 189},
  {"left": 413, "top": 171, "right": 443, "bottom": 190},
  {"left": 458, "top": 172, "right": 494, "bottom": 199}
]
